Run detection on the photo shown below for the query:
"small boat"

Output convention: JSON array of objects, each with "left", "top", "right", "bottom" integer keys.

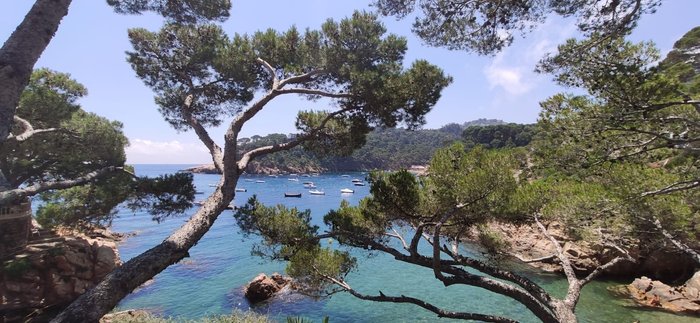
[
  {"left": 194, "top": 200, "right": 205, "bottom": 206},
  {"left": 353, "top": 182, "right": 366, "bottom": 186},
  {"left": 225, "top": 204, "right": 236, "bottom": 210},
  {"left": 340, "top": 188, "right": 354, "bottom": 194},
  {"left": 301, "top": 174, "right": 311, "bottom": 177},
  {"left": 268, "top": 174, "right": 278, "bottom": 177},
  {"left": 235, "top": 188, "right": 247, "bottom": 192},
  {"left": 255, "top": 180, "right": 265, "bottom": 183},
  {"left": 303, "top": 181, "right": 314, "bottom": 185},
  {"left": 208, "top": 184, "right": 217, "bottom": 187},
  {"left": 195, "top": 191, "right": 204, "bottom": 194},
  {"left": 288, "top": 178, "right": 299, "bottom": 182},
  {"left": 341, "top": 175, "right": 350, "bottom": 177},
  {"left": 244, "top": 179, "right": 255, "bottom": 182},
  {"left": 305, "top": 184, "right": 317, "bottom": 189},
  {"left": 351, "top": 178, "right": 362, "bottom": 183},
  {"left": 284, "top": 192, "right": 302, "bottom": 198},
  {"left": 289, "top": 173, "right": 298, "bottom": 176},
  {"left": 309, "top": 189, "right": 325, "bottom": 195}
]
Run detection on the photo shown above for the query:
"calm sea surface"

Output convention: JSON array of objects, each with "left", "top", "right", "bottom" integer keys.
[{"left": 111, "top": 165, "right": 695, "bottom": 322}]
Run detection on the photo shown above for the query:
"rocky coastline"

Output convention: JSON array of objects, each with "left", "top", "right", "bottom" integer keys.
[{"left": 0, "top": 225, "right": 122, "bottom": 322}]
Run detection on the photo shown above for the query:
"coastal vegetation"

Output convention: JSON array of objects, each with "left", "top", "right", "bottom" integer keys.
[{"left": 0, "top": 0, "right": 697, "bottom": 322}]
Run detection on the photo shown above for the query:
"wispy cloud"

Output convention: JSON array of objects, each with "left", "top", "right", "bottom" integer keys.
[
  {"left": 483, "top": 55, "right": 533, "bottom": 95},
  {"left": 482, "top": 18, "right": 577, "bottom": 97},
  {"left": 126, "top": 139, "right": 210, "bottom": 164}
]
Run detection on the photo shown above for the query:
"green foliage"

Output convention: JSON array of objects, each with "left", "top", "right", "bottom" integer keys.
[
  {"left": 373, "top": 0, "right": 660, "bottom": 54},
  {"left": 2, "top": 258, "right": 31, "bottom": 279},
  {"left": 2, "top": 69, "right": 195, "bottom": 228},
  {"left": 531, "top": 28, "right": 700, "bottom": 248},
  {"left": 107, "top": 0, "right": 232, "bottom": 24},
  {"left": 476, "top": 224, "right": 510, "bottom": 254},
  {"left": 128, "top": 11, "right": 451, "bottom": 154},
  {"left": 462, "top": 123, "right": 536, "bottom": 149}
]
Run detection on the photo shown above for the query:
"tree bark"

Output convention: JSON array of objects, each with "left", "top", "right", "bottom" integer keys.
[
  {"left": 0, "top": 0, "right": 72, "bottom": 146},
  {"left": 52, "top": 172, "right": 240, "bottom": 323}
]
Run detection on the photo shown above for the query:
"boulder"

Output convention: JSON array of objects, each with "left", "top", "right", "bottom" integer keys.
[
  {"left": 244, "top": 272, "right": 292, "bottom": 303},
  {"left": 622, "top": 274, "right": 700, "bottom": 315}
]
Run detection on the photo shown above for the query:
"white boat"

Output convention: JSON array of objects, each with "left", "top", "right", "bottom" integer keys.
[
  {"left": 341, "top": 175, "right": 350, "bottom": 177},
  {"left": 288, "top": 178, "right": 299, "bottom": 181},
  {"left": 353, "top": 182, "right": 366, "bottom": 186},
  {"left": 340, "top": 188, "right": 354, "bottom": 194},
  {"left": 255, "top": 180, "right": 265, "bottom": 183},
  {"left": 305, "top": 184, "right": 317, "bottom": 189},
  {"left": 351, "top": 178, "right": 362, "bottom": 183},
  {"left": 309, "top": 189, "right": 325, "bottom": 195},
  {"left": 301, "top": 174, "right": 311, "bottom": 177},
  {"left": 268, "top": 174, "right": 278, "bottom": 177}
]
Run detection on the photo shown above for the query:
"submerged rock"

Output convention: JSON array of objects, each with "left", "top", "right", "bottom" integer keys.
[
  {"left": 620, "top": 272, "right": 700, "bottom": 315},
  {"left": 244, "top": 273, "right": 293, "bottom": 303}
]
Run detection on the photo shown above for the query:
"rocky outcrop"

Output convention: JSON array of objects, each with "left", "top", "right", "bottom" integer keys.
[
  {"left": 0, "top": 227, "right": 121, "bottom": 321},
  {"left": 485, "top": 221, "right": 697, "bottom": 280},
  {"left": 244, "top": 273, "right": 293, "bottom": 303},
  {"left": 180, "top": 164, "right": 220, "bottom": 174},
  {"left": 616, "top": 272, "right": 700, "bottom": 315},
  {"left": 180, "top": 163, "right": 327, "bottom": 175}
]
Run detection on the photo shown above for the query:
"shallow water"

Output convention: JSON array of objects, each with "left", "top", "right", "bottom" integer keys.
[{"left": 111, "top": 165, "right": 696, "bottom": 322}]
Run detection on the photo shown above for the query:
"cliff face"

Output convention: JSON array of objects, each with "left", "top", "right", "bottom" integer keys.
[{"left": 0, "top": 227, "right": 121, "bottom": 321}]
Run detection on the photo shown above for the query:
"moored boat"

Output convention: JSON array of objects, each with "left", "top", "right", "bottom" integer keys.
[
  {"left": 284, "top": 192, "right": 302, "bottom": 198},
  {"left": 235, "top": 188, "right": 247, "bottom": 192},
  {"left": 353, "top": 182, "right": 366, "bottom": 186},
  {"left": 309, "top": 189, "right": 325, "bottom": 195},
  {"left": 340, "top": 188, "right": 354, "bottom": 194}
]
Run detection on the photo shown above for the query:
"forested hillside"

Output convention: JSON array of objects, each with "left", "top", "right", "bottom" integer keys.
[{"left": 237, "top": 119, "right": 535, "bottom": 173}]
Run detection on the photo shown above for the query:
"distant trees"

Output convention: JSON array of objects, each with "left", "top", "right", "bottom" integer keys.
[
  {"left": 55, "top": 10, "right": 451, "bottom": 322},
  {"left": 462, "top": 123, "right": 536, "bottom": 149}
]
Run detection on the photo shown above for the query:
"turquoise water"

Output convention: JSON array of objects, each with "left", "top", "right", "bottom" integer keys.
[{"left": 112, "top": 165, "right": 696, "bottom": 322}]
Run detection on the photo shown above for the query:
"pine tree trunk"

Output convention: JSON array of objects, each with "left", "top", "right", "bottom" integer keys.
[
  {"left": 0, "top": 0, "right": 72, "bottom": 146},
  {"left": 51, "top": 175, "right": 239, "bottom": 322}
]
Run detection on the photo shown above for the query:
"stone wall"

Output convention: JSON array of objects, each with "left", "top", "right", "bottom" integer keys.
[{"left": 0, "top": 199, "right": 32, "bottom": 259}]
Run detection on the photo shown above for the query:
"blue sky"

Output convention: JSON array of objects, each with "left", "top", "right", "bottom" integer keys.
[{"left": 1, "top": 1, "right": 698, "bottom": 164}]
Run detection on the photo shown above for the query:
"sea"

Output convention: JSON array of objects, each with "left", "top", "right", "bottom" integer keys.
[{"left": 110, "top": 165, "right": 695, "bottom": 322}]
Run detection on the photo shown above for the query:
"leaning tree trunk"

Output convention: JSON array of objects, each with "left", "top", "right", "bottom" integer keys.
[
  {"left": 51, "top": 171, "right": 240, "bottom": 322},
  {"left": 0, "top": 0, "right": 72, "bottom": 146}
]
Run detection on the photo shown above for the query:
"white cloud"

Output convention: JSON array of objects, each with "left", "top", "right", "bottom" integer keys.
[
  {"left": 126, "top": 139, "right": 210, "bottom": 164},
  {"left": 483, "top": 55, "right": 533, "bottom": 95}
]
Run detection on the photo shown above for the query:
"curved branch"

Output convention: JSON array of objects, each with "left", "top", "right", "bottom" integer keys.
[
  {"left": 345, "top": 284, "right": 516, "bottom": 322},
  {"left": 182, "top": 95, "right": 223, "bottom": 172},
  {"left": 257, "top": 57, "right": 279, "bottom": 89},
  {"left": 640, "top": 179, "right": 700, "bottom": 197},
  {"left": 651, "top": 216, "right": 700, "bottom": 266},
  {"left": 5, "top": 115, "right": 58, "bottom": 142},
  {"left": 237, "top": 107, "right": 354, "bottom": 170},
  {"left": 0, "top": 166, "right": 121, "bottom": 204},
  {"left": 278, "top": 69, "right": 325, "bottom": 88},
  {"left": 275, "top": 88, "right": 352, "bottom": 98}
]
